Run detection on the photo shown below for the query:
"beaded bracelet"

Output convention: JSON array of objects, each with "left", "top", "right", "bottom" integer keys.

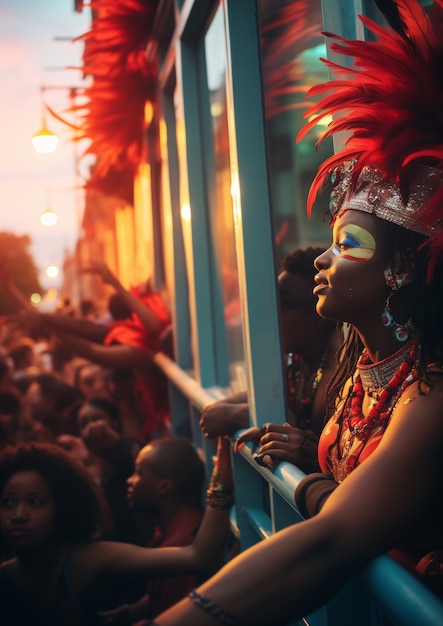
[{"left": 188, "top": 590, "right": 238, "bottom": 625}]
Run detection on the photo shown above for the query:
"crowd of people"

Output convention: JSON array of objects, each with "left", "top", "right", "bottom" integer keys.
[
  {"left": 2, "top": 0, "right": 443, "bottom": 624},
  {"left": 0, "top": 262, "right": 235, "bottom": 624}
]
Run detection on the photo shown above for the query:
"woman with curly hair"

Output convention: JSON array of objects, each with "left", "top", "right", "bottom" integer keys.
[{"left": 0, "top": 439, "right": 233, "bottom": 625}]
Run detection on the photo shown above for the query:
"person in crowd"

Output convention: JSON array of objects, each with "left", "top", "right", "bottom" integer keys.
[
  {"left": 17, "top": 262, "right": 172, "bottom": 444},
  {"left": 23, "top": 373, "right": 82, "bottom": 442},
  {"left": 58, "top": 396, "right": 142, "bottom": 545},
  {"left": 0, "top": 352, "right": 21, "bottom": 398},
  {"left": 104, "top": 367, "right": 150, "bottom": 443},
  {"left": 0, "top": 391, "right": 22, "bottom": 448},
  {"left": 79, "top": 298, "right": 98, "bottom": 321},
  {"left": 0, "top": 437, "right": 233, "bottom": 625},
  {"left": 101, "top": 436, "right": 208, "bottom": 624},
  {"left": 73, "top": 361, "right": 109, "bottom": 402},
  {"left": 152, "top": 2, "right": 443, "bottom": 623},
  {"left": 200, "top": 247, "right": 339, "bottom": 473},
  {"left": 7, "top": 337, "right": 39, "bottom": 386}
]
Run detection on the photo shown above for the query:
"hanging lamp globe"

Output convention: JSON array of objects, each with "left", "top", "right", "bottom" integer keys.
[
  {"left": 32, "top": 124, "right": 59, "bottom": 153},
  {"left": 40, "top": 207, "right": 58, "bottom": 226}
]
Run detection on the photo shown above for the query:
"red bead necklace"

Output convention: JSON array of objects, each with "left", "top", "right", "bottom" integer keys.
[{"left": 347, "top": 341, "right": 418, "bottom": 440}]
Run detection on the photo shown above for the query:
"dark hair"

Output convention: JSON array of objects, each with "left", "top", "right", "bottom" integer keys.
[
  {"left": 278, "top": 247, "right": 325, "bottom": 312},
  {"left": 0, "top": 357, "right": 10, "bottom": 385},
  {"left": 279, "top": 248, "right": 337, "bottom": 345},
  {"left": 325, "top": 218, "right": 443, "bottom": 414},
  {"left": 280, "top": 246, "right": 325, "bottom": 279},
  {"left": 149, "top": 437, "right": 205, "bottom": 506},
  {"left": 80, "top": 298, "right": 95, "bottom": 317},
  {"left": 14, "top": 373, "right": 36, "bottom": 396},
  {"left": 106, "top": 367, "right": 136, "bottom": 385},
  {"left": 8, "top": 339, "right": 34, "bottom": 369},
  {"left": 35, "top": 374, "right": 81, "bottom": 413},
  {"left": 0, "top": 391, "right": 21, "bottom": 415},
  {"left": 83, "top": 397, "right": 121, "bottom": 429},
  {"left": 108, "top": 294, "right": 132, "bottom": 321},
  {"left": 0, "top": 442, "right": 112, "bottom": 545}
]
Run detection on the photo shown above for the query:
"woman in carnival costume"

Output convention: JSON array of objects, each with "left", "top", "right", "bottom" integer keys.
[{"left": 154, "top": 1, "right": 443, "bottom": 624}]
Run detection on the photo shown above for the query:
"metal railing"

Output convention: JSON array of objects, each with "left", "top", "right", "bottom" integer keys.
[{"left": 154, "top": 352, "right": 443, "bottom": 626}]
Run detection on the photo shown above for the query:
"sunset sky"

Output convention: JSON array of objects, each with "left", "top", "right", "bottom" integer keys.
[{"left": 0, "top": 1, "right": 91, "bottom": 291}]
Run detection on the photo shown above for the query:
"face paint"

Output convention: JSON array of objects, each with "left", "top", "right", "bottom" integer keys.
[{"left": 336, "top": 223, "right": 376, "bottom": 262}]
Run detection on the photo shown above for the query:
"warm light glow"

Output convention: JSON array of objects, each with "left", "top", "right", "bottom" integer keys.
[
  {"left": 40, "top": 207, "right": 58, "bottom": 226},
  {"left": 144, "top": 101, "right": 154, "bottom": 126},
  {"left": 307, "top": 114, "right": 333, "bottom": 128},
  {"left": 231, "top": 171, "right": 241, "bottom": 225},
  {"left": 44, "top": 287, "right": 58, "bottom": 301},
  {"left": 210, "top": 102, "right": 224, "bottom": 118},
  {"left": 32, "top": 126, "right": 59, "bottom": 153},
  {"left": 180, "top": 203, "right": 191, "bottom": 222},
  {"left": 46, "top": 264, "right": 59, "bottom": 278},
  {"left": 30, "top": 292, "right": 41, "bottom": 304}
]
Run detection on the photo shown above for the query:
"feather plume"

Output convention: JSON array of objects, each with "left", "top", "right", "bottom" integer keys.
[
  {"left": 296, "top": 0, "right": 443, "bottom": 275},
  {"left": 49, "top": 0, "right": 158, "bottom": 194}
]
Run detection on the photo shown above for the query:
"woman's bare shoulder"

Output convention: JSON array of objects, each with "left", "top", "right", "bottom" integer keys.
[{"left": 388, "top": 373, "right": 443, "bottom": 446}]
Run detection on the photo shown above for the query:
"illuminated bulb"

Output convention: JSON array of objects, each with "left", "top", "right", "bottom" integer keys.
[
  {"left": 30, "top": 293, "right": 41, "bottom": 304},
  {"left": 32, "top": 126, "right": 59, "bottom": 153},
  {"left": 40, "top": 208, "right": 58, "bottom": 227},
  {"left": 46, "top": 264, "right": 59, "bottom": 278}
]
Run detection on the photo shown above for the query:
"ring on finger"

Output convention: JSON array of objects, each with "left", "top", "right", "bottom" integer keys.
[{"left": 281, "top": 432, "right": 289, "bottom": 442}]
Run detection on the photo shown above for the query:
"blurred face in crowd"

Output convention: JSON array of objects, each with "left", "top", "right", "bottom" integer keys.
[
  {"left": 127, "top": 445, "right": 166, "bottom": 514},
  {"left": 24, "top": 381, "right": 53, "bottom": 425},
  {"left": 76, "top": 364, "right": 107, "bottom": 401},
  {"left": 77, "top": 402, "right": 116, "bottom": 440}
]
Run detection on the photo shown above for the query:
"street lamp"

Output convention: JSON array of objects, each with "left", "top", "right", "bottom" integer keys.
[
  {"left": 32, "top": 116, "right": 59, "bottom": 153},
  {"left": 32, "top": 85, "right": 85, "bottom": 305},
  {"left": 31, "top": 85, "right": 83, "bottom": 155},
  {"left": 40, "top": 207, "right": 58, "bottom": 227},
  {"left": 39, "top": 187, "right": 73, "bottom": 227},
  {"left": 46, "top": 264, "right": 60, "bottom": 279}
]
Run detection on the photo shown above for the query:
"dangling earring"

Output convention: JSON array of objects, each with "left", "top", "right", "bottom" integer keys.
[
  {"left": 381, "top": 269, "right": 414, "bottom": 342},
  {"left": 384, "top": 269, "right": 404, "bottom": 291}
]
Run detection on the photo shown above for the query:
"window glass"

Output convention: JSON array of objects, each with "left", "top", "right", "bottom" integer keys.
[
  {"left": 204, "top": 5, "right": 245, "bottom": 391},
  {"left": 259, "top": 0, "right": 333, "bottom": 269}
]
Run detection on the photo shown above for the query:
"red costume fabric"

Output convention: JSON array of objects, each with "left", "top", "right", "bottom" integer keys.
[
  {"left": 317, "top": 369, "right": 443, "bottom": 598},
  {"left": 104, "top": 288, "right": 171, "bottom": 442},
  {"left": 145, "top": 506, "right": 204, "bottom": 618}
]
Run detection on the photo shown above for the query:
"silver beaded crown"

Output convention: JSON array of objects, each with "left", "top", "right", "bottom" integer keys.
[{"left": 329, "top": 162, "right": 443, "bottom": 236}]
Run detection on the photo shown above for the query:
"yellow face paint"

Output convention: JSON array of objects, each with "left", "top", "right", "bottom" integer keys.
[{"left": 336, "top": 223, "right": 376, "bottom": 262}]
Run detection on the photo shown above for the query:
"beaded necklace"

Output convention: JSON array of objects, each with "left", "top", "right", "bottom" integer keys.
[
  {"left": 286, "top": 351, "right": 328, "bottom": 429},
  {"left": 348, "top": 339, "right": 417, "bottom": 440},
  {"left": 328, "top": 339, "right": 418, "bottom": 483}
]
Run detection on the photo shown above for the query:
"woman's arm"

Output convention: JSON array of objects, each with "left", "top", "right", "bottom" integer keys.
[
  {"left": 55, "top": 331, "right": 154, "bottom": 369},
  {"left": 154, "top": 377, "right": 443, "bottom": 625},
  {"left": 21, "top": 310, "right": 109, "bottom": 343},
  {"left": 82, "top": 262, "right": 167, "bottom": 335},
  {"left": 200, "top": 394, "right": 249, "bottom": 438}
]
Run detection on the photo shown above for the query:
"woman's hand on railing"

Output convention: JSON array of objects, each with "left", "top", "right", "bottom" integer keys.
[{"left": 235, "top": 423, "right": 319, "bottom": 473}]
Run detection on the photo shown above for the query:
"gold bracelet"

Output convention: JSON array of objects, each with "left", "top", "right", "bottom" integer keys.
[{"left": 206, "top": 465, "right": 234, "bottom": 509}]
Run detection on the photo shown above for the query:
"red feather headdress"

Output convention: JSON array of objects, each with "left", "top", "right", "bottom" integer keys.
[{"left": 296, "top": 0, "right": 443, "bottom": 277}]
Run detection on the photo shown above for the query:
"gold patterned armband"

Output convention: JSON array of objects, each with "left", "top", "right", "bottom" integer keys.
[{"left": 206, "top": 465, "right": 234, "bottom": 510}]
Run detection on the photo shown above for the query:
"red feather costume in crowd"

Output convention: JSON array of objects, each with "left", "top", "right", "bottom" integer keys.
[{"left": 105, "top": 286, "right": 171, "bottom": 442}]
